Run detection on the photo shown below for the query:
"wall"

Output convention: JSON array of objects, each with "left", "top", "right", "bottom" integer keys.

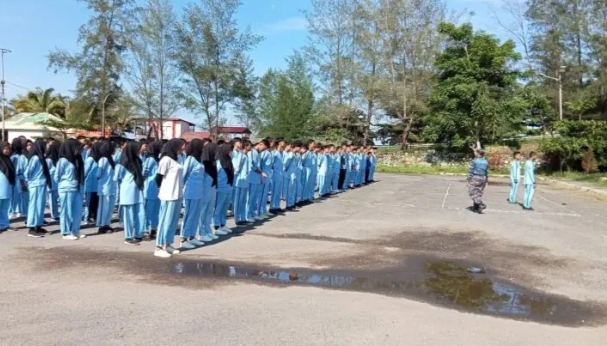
[{"left": 8, "top": 130, "right": 44, "bottom": 141}]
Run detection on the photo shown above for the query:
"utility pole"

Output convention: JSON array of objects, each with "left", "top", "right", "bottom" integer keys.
[
  {"left": 101, "top": 92, "right": 112, "bottom": 138},
  {"left": 0, "top": 48, "right": 10, "bottom": 142},
  {"left": 538, "top": 66, "right": 567, "bottom": 121}
]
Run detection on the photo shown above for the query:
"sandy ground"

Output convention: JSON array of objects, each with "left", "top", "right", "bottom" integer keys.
[{"left": 0, "top": 173, "right": 606, "bottom": 346}]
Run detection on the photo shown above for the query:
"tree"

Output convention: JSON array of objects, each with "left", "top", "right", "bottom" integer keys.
[
  {"left": 10, "top": 88, "right": 66, "bottom": 116},
  {"left": 426, "top": 22, "right": 527, "bottom": 149},
  {"left": 126, "top": 0, "right": 181, "bottom": 139},
  {"left": 231, "top": 53, "right": 260, "bottom": 133},
  {"left": 48, "top": 0, "right": 135, "bottom": 126},
  {"left": 174, "top": 0, "right": 262, "bottom": 138}
]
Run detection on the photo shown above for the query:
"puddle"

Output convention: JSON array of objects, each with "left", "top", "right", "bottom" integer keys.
[{"left": 24, "top": 247, "right": 606, "bottom": 327}]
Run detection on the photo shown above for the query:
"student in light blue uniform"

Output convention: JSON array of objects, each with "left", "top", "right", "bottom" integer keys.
[
  {"left": 142, "top": 140, "right": 163, "bottom": 240},
  {"left": 214, "top": 143, "right": 234, "bottom": 233},
  {"left": 297, "top": 145, "right": 307, "bottom": 205},
  {"left": 246, "top": 140, "right": 264, "bottom": 221},
  {"left": 9, "top": 138, "right": 27, "bottom": 219},
  {"left": 331, "top": 145, "right": 340, "bottom": 193},
  {"left": 344, "top": 146, "right": 353, "bottom": 189},
  {"left": 201, "top": 142, "right": 222, "bottom": 238},
  {"left": 179, "top": 139, "right": 207, "bottom": 247},
  {"left": 270, "top": 139, "right": 285, "bottom": 214},
  {"left": 283, "top": 142, "right": 296, "bottom": 210},
  {"left": 523, "top": 152, "right": 536, "bottom": 211},
  {"left": 368, "top": 148, "right": 377, "bottom": 182},
  {"left": 83, "top": 142, "right": 101, "bottom": 224},
  {"left": 317, "top": 145, "right": 329, "bottom": 197},
  {"left": 154, "top": 138, "right": 184, "bottom": 258},
  {"left": 0, "top": 141, "right": 16, "bottom": 232},
  {"left": 360, "top": 148, "right": 368, "bottom": 184},
  {"left": 509, "top": 151, "right": 522, "bottom": 204},
  {"left": 233, "top": 139, "right": 250, "bottom": 225},
  {"left": 25, "top": 139, "right": 52, "bottom": 237},
  {"left": 258, "top": 143, "right": 273, "bottom": 217},
  {"left": 113, "top": 141, "right": 126, "bottom": 224},
  {"left": 96, "top": 141, "right": 117, "bottom": 233},
  {"left": 55, "top": 139, "right": 86, "bottom": 240},
  {"left": 114, "top": 141, "right": 147, "bottom": 245},
  {"left": 45, "top": 142, "right": 61, "bottom": 221},
  {"left": 306, "top": 141, "right": 318, "bottom": 201}
]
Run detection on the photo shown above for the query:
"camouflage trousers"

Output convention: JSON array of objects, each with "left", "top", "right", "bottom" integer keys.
[{"left": 468, "top": 175, "right": 487, "bottom": 204}]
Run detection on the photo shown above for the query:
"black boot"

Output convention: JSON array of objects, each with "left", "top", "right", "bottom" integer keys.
[{"left": 472, "top": 203, "right": 480, "bottom": 213}]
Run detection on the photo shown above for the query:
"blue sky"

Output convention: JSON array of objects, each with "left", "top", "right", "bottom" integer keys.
[{"left": 0, "top": 0, "right": 505, "bottom": 125}]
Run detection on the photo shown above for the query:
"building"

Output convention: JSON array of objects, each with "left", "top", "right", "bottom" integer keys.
[
  {"left": 131, "top": 117, "right": 197, "bottom": 140},
  {"left": 180, "top": 131, "right": 211, "bottom": 142},
  {"left": 0, "top": 112, "right": 64, "bottom": 141},
  {"left": 210, "top": 126, "right": 251, "bottom": 139}
]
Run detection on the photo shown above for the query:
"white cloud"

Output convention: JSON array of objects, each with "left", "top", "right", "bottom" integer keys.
[{"left": 265, "top": 17, "right": 307, "bottom": 32}]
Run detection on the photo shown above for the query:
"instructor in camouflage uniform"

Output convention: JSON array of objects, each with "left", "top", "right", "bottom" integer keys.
[{"left": 467, "top": 148, "right": 489, "bottom": 213}]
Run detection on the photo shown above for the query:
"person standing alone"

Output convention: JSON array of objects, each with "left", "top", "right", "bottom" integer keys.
[
  {"left": 467, "top": 148, "right": 489, "bottom": 214},
  {"left": 523, "top": 152, "right": 536, "bottom": 211}
]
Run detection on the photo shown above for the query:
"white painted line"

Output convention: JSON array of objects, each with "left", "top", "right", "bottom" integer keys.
[{"left": 441, "top": 183, "right": 452, "bottom": 209}]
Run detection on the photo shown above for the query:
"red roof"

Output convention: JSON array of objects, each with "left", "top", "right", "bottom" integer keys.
[
  {"left": 181, "top": 131, "right": 210, "bottom": 141},
  {"left": 212, "top": 126, "right": 251, "bottom": 134}
]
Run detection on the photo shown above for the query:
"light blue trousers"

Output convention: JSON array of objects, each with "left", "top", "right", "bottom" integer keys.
[
  {"left": 233, "top": 186, "right": 248, "bottom": 222},
  {"left": 509, "top": 182, "right": 519, "bottom": 203},
  {"left": 345, "top": 170, "right": 352, "bottom": 187},
  {"left": 305, "top": 170, "right": 316, "bottom": 200},
  {"left": 59, "top": 190, "right": 83, "bottom": 236},
  {"left": 368, "top": 167, "right": 375, "bottom": 181},
  {"left": 26, "top": 185, "right": 47, "bottom": 227},
  {"left": 214, "top": 191, "right": 231, "bottom": 227},
  {"left": 286, "top": 173, "right": 297, "bottom": 207},
  {"left": 0, "top": 198, "right": 10, "bottom": 229},
  {"left": 317, "top": 174, "right": 326, "bottom": 196},
  {"left": 122, "top": 203, "right": 146, "bottom": 239},
  {"left": 156, "top": 199, "right": 181, "bottom": 247},
  {"left": 270, "top": 179, "right": 282, "bottom": 209},
  {"left": 247, "top": 183, "right": 261, "bottom": 219},
  {"left": 48, "top": 189, "right": 59, "bottom": 219},
  {"left": 96, "top": 194, "right": 116, "bottom": 227},
  {"left": 281, "top": 175, "right": 288, "bottom": 199},
  {"left": 144, "top": 198, "right": 160, "bottom": 230},
  {"left": 9, "top": 185, "right": 22, "bottom": 215},
  {"left": 21, "top": 190, "right": 29, "bottom": 216},
  {"left": 201, "top": 188, "right": 217, "bottom": 235},
  {"left": 332, "top": 172, "right": 339, "bottom": 192},
  {"left": 523, "top": 184, "right": 535, "bottom": 208},
  {"left": 296, "top": 171, "right": 304, "bottom": 202},
  {"left": 258, "top": 181, "right": 271, "bottom": 215},
  {"left": 180, "top": 198, "right": 203, "bottom": 239},
  {"left": 301, "top": 168, "right": 310, "bottom": 200}
]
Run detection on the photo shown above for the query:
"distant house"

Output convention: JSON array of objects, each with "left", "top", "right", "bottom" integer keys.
[
  {"left": 180, "top": 131, "right": 211, "bottom": 142},
  {"left": 131, "top": 117, "right": 197, "bottom": 140},
  {"left": 0, "top": 112, "right": 64, "bottom": 141},
  {"left": 210, "top": 126, "right": 251, "bottom": 139}
]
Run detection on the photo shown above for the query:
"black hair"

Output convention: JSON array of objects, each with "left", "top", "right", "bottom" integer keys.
[
  {"left": 232, "top": 137, "right": 242, "bottom": 143},
  {"left": 242, "top": 139, "right": 252, "bottom": 148},
  {"left": 260, "top": 139, "right": 270, "bottom": 148},
  {"left": 513, "top": 151, "right": 520, "bottom": 157},
  {"left": 529, "top": 151, "right": 535, "bottom": 157}
]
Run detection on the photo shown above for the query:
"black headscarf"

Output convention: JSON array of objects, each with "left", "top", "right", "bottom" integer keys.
[
  {"left": 11, "top": 138, "right": 23, "bottom": 156},
  {"left": 99, "top": 141, "right": 116, "bottom": 169},
  {"left": 186, "top": 139, "right": 204, "bottom": 163},
  {"left": 160, "top": 138, "right": 183, "bottom": 161},
  {"left": 28, "top": 139, "right": 51, "bottom": 187},
  {"left": 46, "top": 141, "right": 61, "bottom": 166},
  {"left": 89, "top": 141, "right": 103, "bottom": 163},
  {"left": 216, "top": 143, "right": 234, "bottom": 186},
  {"left": 120, "top": 141, "right": 144, "bottom": 190},
  {"left": 0, "top": 142, "right": 16, "bottom": 185},
  {"left": 59, "top": 138, "right": 84, "bottom": 188},
  {"left": 201, "top": 143, "right": 218, "bottom": 187},
  {"left": 147, "top": 141, "right": 163, "bottom": 162}
]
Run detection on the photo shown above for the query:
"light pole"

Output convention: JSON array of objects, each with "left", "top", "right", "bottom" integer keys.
[
  {"left": 101, "top": 92, "right": 112, "bottom": 138},
  {"left": 537, "top": 66, "right": 566, "bottom": 121},
  {"left": 0, "top": 48, "right": 11, "bottom": 142}
]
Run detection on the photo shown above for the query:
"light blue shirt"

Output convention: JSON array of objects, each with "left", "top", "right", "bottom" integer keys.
[
  {"left": 114, "top": 164, "right": 144, "bottom": 205},
  {"left": 113, "top": 149, "right": 122, "bottom": 163},
  {"left": 55, "top": 158, "right": 80, "bottom": 192},
  {"left": 524, "top": 159, "right": 535, "bottom": 185},
  {"left": 360, "top": 153, "right": 367, "bottom": 169},
  {"left": 468, "top": 157, "right": 489, "bottom": 179},
  {"left": 0, "top": 170, "right": 13, "bottom": 199},
  {"left": 318, "top": 153, "right": 328, "bottom": 175},
  {"left": 25, "top": 156, "right": 47, "bottom": 188},
  {"left": 11, "top": 154, "right": 26, "bottom": 181},
  {"left": 142, "top": 157, "right": 159, "bottom": 199},
  {"left": 260, "top": 150, "right": 272, "bottom": 183},
  {"left": 332, "top": 153, "right": 341, "bottom": 173},
  {"left": 370, "top": 154, "right": 376, "bottom": 167},
  {"left": 283, "top": 151, "right": 294, "bottom": 174},
  {"left": 216, "top": 160, "right": 233, "bottom": 193},
  {"left": 46, "top": 158, "right": 58, "bottom": 190},
  {"left": 510, "top": 160, "right": 521, "bottom": 183},
  {"left": 81, "top": 149, "right": 88, "bottom": 162},
  {"left": 271, "top": 150, "right": 284, "bottom": 181},
  {"left": 247, "top": 149, "right": 262, "bottom": 185},
  {"left": 233, "top": 150, "right": 249, "bottom": 188},
  {"left": 182, "top": 156, "right": 205, "bottom": 200},
  {"left": 96, "top": 157, "right": 117, "bottom": 195},
  {"left": 84, "top": 156, "right": 98, "bottom": 192},
  {"left": 178, "top": 153, "right": 186, "bottom": 165}
]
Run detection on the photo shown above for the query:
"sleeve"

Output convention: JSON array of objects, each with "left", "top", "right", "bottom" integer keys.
[
  {"left": 284, "top": 154, "right": 292, "bottom": 172},
  {"left": 182, "top": 157, "right": 192, "bottom": 183},
  {"left": 142, "top": 158, "right": 151, "bottom": 177},
  {"left": 113, "top": 165, "right": 123, "bottom": 182},
  {"left": 25, "top": 156, "right": 37, "bottom": 181},
  {"left": 47, "top": 159, "right": 56, "bottom": 177},
  {"left": 54, "top": 160, "right": 63, "bottom": 183},
  {"left": 157, "top": 157, "right": 169, "bottom": 176},
  {"left": 96, "top": 158, "right": 105, "bottom": 179},
  {"left": 530, "top": 162, "right": 536, "bottom": 183}
]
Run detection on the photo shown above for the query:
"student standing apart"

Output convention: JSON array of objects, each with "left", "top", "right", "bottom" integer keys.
[
  {"left": 25, "top": 139, "right": 51, "bottom": 237},
  {"left": 142, "top": 141, "right": 162, "bottom": 240},
  {"left": 55, "top": 139, "right": 87, "bottom": 240},
  {"left": 83, "top": 142, "right": 101, "bottom": 224},
  {"left": 154, "top": 138, "right": 185, "bottom": 258},
  {"left": 232, "top": 139, "right": 249, "bottom": 225},
  {"left": 467, "top": 149, "right": 490, "bottom": 214},
  {"left": 508, "top": 151, "right": 521, "bottom": 204},
  {"left": 45, "top": 142, "right": 61, "bottom": 221},
  {"left": 214, "top": 143, "right": 234, "bottom": 233},
  {"left": 114, "top": 142, "right": 147, "bottom": 245},
  {"left": 179, "top": 139, "right": 206, "bottom": 247},
  {"left": 96, "top": 141, "right": 117, "bottom": 233},
  {"left": 0, "top": 142, "right": 16, "bottom": 232},
  {"left": 523, "top": 152, "right": 536, "bottom": 211}
]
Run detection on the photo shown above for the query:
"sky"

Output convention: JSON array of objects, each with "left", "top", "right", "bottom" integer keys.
[{"left": 0, "top": 0, "right": 507, "bottom": 126}]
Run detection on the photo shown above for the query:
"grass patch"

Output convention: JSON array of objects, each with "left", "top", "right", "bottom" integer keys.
[{"left": 541, "top": 171, "right": 607, "bottom": 188}]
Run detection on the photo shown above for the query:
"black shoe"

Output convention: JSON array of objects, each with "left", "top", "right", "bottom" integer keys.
[
  {"left": 97, "top": 226, "right": 110, "bottom": 234},
  {"left": 124, "top": 238, "right": 140, "bottom": 245},
  {"left": 37, "top": 227, "right": 49, "bottom": 234},
  {"left": 134, "top": 237, "right": 143, "bottom": 242},
  {"left": 522, "top": 207, "right": 534, "bottom": 211},
  {"left": 28, "top": 228, "right": 44, "bottom": 238},
  {"left": 479, "top": 203, "right": 486, "bottom": 211}
]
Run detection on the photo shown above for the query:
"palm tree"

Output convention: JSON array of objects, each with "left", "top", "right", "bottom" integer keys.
[{"left": 10, "top": 88, "right": 66, "bottom": 117}]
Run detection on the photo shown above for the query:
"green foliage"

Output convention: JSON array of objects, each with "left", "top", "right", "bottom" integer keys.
[
  {"left": 10, "top": 88, "right": 66, "bottom": 117},
  {"left": 425, "top": 22, "right": 527, "bottom": 149}
]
